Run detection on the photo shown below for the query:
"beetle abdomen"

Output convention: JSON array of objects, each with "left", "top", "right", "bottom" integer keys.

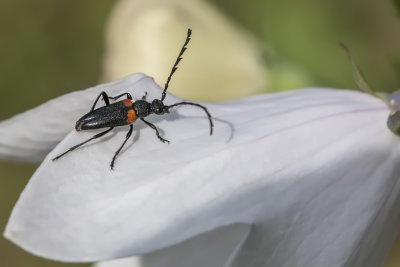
[{"left": 76, "top": 101, "right": 137, "bottom": 131}]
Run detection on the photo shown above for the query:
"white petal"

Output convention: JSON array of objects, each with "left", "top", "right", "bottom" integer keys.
[
  {"left": 94, "top": 224, "right": 250, "bottom": 267},
  {"left": 95, "top": 257, "right": 141, "bottom": 267},
  {"left": 4, "top": 86, "right": 400, "bottom": 267},
  {"left": 0, "top": 74, "right": 170, "bottom": 162}
]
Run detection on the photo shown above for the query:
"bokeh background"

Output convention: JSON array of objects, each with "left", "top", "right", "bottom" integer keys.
[{"left": 1, "top": 0, "right": 399, "bottom": 266}]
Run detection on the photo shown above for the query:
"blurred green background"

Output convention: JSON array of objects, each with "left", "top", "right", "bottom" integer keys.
[
  {"left": 1, "top": 0, "right": 399, "bottom": 266},
  {"left": 0, "top": 1, "right": 114, "bottom": 266}
]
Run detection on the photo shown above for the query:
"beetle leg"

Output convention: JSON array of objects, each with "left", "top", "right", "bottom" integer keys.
[
  {"left": 141, "top": 118, "right": 170, "bottom": 143},
  {"left": 110, "top": 125, "right": 133, "bottom": 170},
  {"left": 91, "top": 91, "right": 111, "bottom": 111},
  {"left": 109, "top": 93, "right": 132, "bottom": 101},
  {"left": 52, "top": 127, "right": 114, "bottom": 161},
  {"left": 142, "top": 92, "right": 148, "bottom": 100}
]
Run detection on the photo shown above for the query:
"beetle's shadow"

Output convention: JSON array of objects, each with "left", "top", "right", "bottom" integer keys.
[
  {"left": 113, "top": 108, "right": 235, "bottom": 158},
  {"left": 154, "top": 109, "right": 235, "bottom": 143}
]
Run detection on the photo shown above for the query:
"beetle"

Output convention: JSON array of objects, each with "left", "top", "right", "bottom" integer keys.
[{"left": 52, "top": 28, "right": 213, "bottom": 169}]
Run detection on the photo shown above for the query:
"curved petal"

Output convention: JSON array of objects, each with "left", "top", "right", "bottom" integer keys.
[
  {"left": 4, "top": 87, "right": 400, "bottom": 267},
  {"left": 0, "top": 74, "right": 173, "bottom": 162}
]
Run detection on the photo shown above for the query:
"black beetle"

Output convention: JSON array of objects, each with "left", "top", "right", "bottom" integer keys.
[{"left": 53, "top": 29, "right": 213, "bottom": 169}]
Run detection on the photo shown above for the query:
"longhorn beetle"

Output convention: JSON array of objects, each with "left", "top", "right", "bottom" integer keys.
[{"left": 52, "top": 28, "right": 213, "bottom": 170}]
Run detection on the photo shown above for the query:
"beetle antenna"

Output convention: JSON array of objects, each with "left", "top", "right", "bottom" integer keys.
[
  {"left": 167, "top": 101, "right": 213, "bottom": 135},
  {"left": 161, "top": 28, "right": 192, "bottom": 102}
]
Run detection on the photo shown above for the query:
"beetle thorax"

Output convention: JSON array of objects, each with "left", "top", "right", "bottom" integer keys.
[{"left": 133, "top": 100, "right": 152, "bottom": 118}]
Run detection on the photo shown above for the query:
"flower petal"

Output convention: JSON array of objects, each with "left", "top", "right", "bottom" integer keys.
[
  {"left": 4, "top": 85, "right": 400, "bottom": 267},
  {"left": 94, "top": 224, "right": 251, "bottom": 267},
  {"left": 95, "top": 257, "right": 141, "bottom": 267},
  {"left": 0, "top": 74, "right": 170, "bottom": 162}
]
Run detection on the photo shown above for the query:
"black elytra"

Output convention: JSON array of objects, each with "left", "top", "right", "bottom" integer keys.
[{"left": 52, "top": 28, "right": 214, "bottom": 170}]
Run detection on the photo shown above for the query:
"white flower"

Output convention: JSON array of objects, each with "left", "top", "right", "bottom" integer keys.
[{"left": 2, "top": 74, "right": 400, "bottom": 267}]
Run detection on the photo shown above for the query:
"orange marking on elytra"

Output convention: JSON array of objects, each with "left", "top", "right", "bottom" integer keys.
[
  {"left": 122, "top": 99, "right": 133, "bottom": 107},
  {"left": 126, "top": 109, "right": 137, "bottom": 123}
]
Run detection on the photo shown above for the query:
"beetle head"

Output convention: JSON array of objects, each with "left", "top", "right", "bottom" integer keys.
[{"left": 151, "top": 99, "right": 169, "bottom": 115}]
